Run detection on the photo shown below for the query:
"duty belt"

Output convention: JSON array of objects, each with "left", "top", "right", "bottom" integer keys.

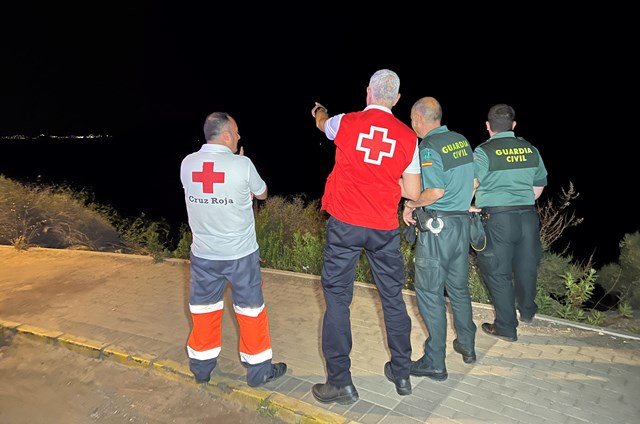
[
  {"left": 482, "top": 205, "right": 535, "bottom": 214},
  {"left": 414, "top": 208, "right": 469, "bottom": 235},
  {"left": 424, "top": 209, "right": 470, "bottom": 217}
]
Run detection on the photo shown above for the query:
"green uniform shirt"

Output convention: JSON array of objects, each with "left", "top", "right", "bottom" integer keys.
[
  {"left": 420, "top": 125, "right": 475, "bottom": 211},
  {"left": 473, "top": 131, "right": 548, "bottom": 207}
]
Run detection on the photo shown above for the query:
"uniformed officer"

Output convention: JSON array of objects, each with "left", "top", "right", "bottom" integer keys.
[
  {"left": 472, "top": 104, "right": 548, "bottom": 342},
  {"left": 403, "top": 97, "right": 477, "bottom": 382}
]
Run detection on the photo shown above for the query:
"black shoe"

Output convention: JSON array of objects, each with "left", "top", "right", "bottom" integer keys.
[
  {"left": 481, "top": 323, "right": 517, "bottom": 342},
  {"left": 452, "top": 339, "right": 477, "bottom": 364},
  {"left": 409, "top": 361, "right": 448, "bottom": 381},
  {"left": 312, "top": 382, "right": 359, "bottom": 405},
  {"left": 384, "top": 361, "right": 412, "bottom": 395},
  {"left": 265, "top": 362, "right": 287, "bottom": 384}
]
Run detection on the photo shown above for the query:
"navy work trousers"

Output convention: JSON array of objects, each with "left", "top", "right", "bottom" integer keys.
[{"left": 320, "top": 216, "right": 412, "bottom": 387}]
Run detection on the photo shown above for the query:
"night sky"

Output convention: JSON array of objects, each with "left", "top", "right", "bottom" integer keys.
[{"left": 2, "top": 4, "right": 636, "bottom": 266}]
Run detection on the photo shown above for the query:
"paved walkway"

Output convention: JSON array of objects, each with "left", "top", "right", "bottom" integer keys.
[{"left": 1, "top": 246, "right": 639, "bottom": 423}]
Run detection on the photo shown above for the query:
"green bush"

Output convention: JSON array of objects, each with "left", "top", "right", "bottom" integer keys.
[
  {"left": 537, "top": 251, "right": 582, "bottom": 299},
  {"left": 609, "top": 232, "right": 640, "bottom": 308},
  {"left": 289, "top": 231, "right": 325, "bottom": 276},
  {"left": 586, "top": 310, "right": 606, "bottom": 326},
  {"left": 468, "top": 255, "right": 490, "bottom": 304},
  {"left": 0, "top": 176, "right": 122, "bottom": 251},
  {"left": 173, "top": 223, "right": 192, "bottom": 259},
  {"left": 535, "top": 286, "right": 561, "bottom": 317},
  {"left": 594, "top": 232, "right": 640, "bottom": 310},
  {"left": 255, "top": 195, "right": 326, "bottom": 275}
]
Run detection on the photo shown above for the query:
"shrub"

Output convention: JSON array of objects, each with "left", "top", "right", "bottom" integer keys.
[
  {"left": 173, "top": 223, "right": 192, "bottom": 260},
  {"left": 468, "top": 255, "right": 490, "bottom": 304},
  {"left": 535, "top": 286, "right": 561, "bottom": 316},
  {"left": 595, "top": 232, "right": 640, "bottom": 309},
  {"left": 112, "top": 213, "right": 172, "bottom": 261},
  {"left": 586, "top": 310, "right": 606, "bottom": 326},
  {"left": 537, "top": 182, "right": 583, "bottom": 253},
  {"left": 537, "top": 251, "right": 577, "bottom": 299},
  {"left": 616, "top": 232, "right": 640, "bottom": 308},
  {"left": 255, "top": 195, "right": 326, "bottom": 275},
  {"left": 289, "top": 231, "right": 324, "bottom": 276},
  {"left": 355, "top": 252, "right": 374, "bottom": 284},
  {"left": 0, "top": 176, "right": 122, "bottom": 251}
]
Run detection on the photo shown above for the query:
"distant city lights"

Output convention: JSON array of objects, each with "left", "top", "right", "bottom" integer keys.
[{"left": 0, "top": 134, "right": 112, "bottom": 140}]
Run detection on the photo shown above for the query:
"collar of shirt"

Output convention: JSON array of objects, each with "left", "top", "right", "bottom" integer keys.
[
  {"left": 488, "top": 131, "right": 515, "bottom": 141},
  {"left": 364, "top": 104, "right": 392, "bottom": 114},
  {"left": 425, "top": 125, "right": 449, "bottom": 137},
  {"left": 198, "top": 143, "right": 233, "bottom": 154}
]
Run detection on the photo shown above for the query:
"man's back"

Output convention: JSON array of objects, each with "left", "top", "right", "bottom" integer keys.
[
  {"left": 322, "top": 107, "right": 417, "bottom": 230},
  {"left": 420, "top": 127, "right": 474, "bottom": 211},
  {"left": 473, "top": 103, "right": 547, "bottom": 341},
  {"left": 473, "top": 133, "right": 546, "bottom": 208},
  {"left": 308, "top": 69, "right": 417, "bottom": 404},
  {"left": 180, "top": 144, "right": 266, "bottom": 260}
]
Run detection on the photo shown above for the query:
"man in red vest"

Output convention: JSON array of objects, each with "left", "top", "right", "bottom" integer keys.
[{"left": 310, "top": 69, "right": 421, "bottom": 404}]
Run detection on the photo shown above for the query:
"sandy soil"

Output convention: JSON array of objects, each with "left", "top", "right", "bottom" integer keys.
[{"left": 0, "top": 330, "right": 283, "bottom": 424}]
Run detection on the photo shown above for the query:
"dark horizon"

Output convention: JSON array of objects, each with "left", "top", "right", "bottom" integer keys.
[
  {"left": 0, "top": 131, "right": 634, "bottom": 268},
  {"left": 2, "top": 4, "right": 636, "bottom": 267}
]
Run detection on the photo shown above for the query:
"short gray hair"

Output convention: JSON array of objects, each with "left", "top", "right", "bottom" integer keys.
[
  {"left": 203, "top": 112, "right": 231, "bottom": 141},
  {"left": 369, "top": 69, "right": 400, "bottom": 102}
]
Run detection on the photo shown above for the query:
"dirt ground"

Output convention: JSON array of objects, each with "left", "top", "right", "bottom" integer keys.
[{"left": 0, "top": 331, "right": 284, "bottom": 424}]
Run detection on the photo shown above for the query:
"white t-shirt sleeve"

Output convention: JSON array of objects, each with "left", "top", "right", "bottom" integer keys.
[
  {"left": 248, "top": 159, "right": 267, "bottom": 196},
  {"left": 404, "top": 143, "right": 421, "bottom": 174}
]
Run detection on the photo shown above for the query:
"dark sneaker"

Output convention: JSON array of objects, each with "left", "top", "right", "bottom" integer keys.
[
  {"left": 481, "top": 323, "right": 517, "bottom": 342},
  {"left": 452, "top": 339, "right": 477, "bottom": 364},
  {"left": 384, "top": 361, "right": 411, "bottom": 395},
  {"left": 248, "top": 362, "right": 287, "bottom": 387},
  {"left": 312, "top": 382, "right": 359, "bottom": 405},
  {"left": 265, "top": 362, "right": 287, "bottom": 384},
  {"left": 409, "top": 361, "right": 448, "bottom": 381}
]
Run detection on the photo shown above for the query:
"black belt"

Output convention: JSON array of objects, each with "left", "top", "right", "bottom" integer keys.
[
  {"left": 424, "top": 209, "right": 469, "bottom": 217},
  {"left": 482, "top": 205, "right": 535, "bottom": 214}
]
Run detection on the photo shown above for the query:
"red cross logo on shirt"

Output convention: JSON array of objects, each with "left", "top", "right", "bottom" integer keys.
[
  {"left": 356, "top": 126, "right": 396, "bottom": 165},
  {"left": 192, "top": 162, "right": 225, "bottom": 193}
]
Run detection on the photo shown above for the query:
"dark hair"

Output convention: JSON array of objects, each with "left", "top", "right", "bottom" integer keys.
[
  {"left": 203, "top": 112, "right": 231, "bottom": 141},
  {"left": 487, "top": 104, "right": 515, "bottom": 133}
]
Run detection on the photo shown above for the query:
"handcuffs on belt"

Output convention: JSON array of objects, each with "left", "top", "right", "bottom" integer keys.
[{"left": 413, "top": 208, "right": 444, "bottom": 235}]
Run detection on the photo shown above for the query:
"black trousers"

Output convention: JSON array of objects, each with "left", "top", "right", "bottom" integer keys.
[
  {"left": 320, "top": 216, "right": 412, "bottom": 386},
  {"left": 476, "top": 208, "right": 542, "bottom": 337}
]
